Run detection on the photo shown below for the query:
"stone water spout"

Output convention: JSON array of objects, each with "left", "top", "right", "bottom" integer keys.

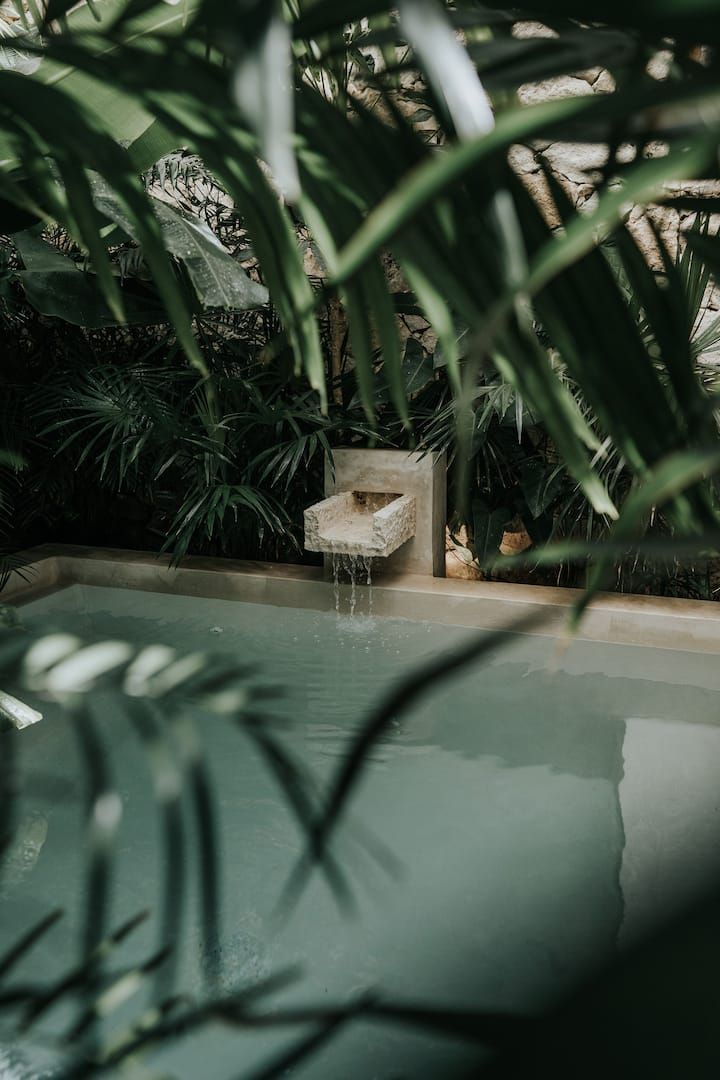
[
  {"left": 304, "top": 490, "right": 416, "bottom": 559},
  {"left": 303, "top": 449, "right": 447, "bottom": 577}
]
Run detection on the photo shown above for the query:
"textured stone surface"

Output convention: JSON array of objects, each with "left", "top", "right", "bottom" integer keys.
[
  {"left": 518, "top": 75, "right": 593, "bottom": 106},
  {"left": 509, "top": 21, "right": 720, "bottom": 356},
  {"left": 304, "top": 491, "right": 416, "bottom": 557},
  {"left": 324, "top": 449, "right": 447, "bottom": 576}
]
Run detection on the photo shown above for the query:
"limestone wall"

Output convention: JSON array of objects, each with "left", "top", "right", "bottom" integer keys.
[{"left": 508, "top": 21, "right": 720, "bottom": 347}]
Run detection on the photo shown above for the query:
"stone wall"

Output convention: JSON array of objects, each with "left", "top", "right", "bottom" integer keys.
[
  {"left": 353, "top": 18, "right": 720, "bottom": 362},
  {"left": 508, "top": 21, "right": 720, "bottom": 348}
]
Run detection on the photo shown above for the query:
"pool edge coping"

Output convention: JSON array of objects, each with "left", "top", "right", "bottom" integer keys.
[{"left": 3, "top": 543, "right": 720, "bottom": 654}]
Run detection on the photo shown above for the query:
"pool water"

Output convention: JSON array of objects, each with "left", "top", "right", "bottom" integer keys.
[{"left": 2, "top": 584, "right": 720, "bottom": 1078}]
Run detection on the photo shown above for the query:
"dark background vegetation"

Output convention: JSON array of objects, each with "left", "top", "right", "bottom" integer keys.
[
  {"left": 3, "top": 223, "right": 719, "bottom": 598},
  {"left": 3, "top": 1, "right": 720, "bottom": 1077}
]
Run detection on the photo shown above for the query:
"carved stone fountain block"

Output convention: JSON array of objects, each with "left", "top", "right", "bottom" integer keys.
[
  {"left": 304, "top": 491, "right": 416, "bottom": 558},
  {"left": 306, "top": 449, "right": 446, "bottom": 577}
]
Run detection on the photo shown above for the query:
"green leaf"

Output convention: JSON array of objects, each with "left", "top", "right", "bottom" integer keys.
[
  {"left": 293, "top": 0, "right": 398, "bottom": 39},
  {"left": 13, "top": 227, "right": 168, "bottom": 326},
  {"left": 488, "top": 332, "right": 616, "bottom": 518},
  {"left": 59, "top": 163, "right": 125, "bottom": 322},
  {"left": 127, "top": 117, "right": 182, "bottom": 173},
  {"left": 16, "top": 269, "right": 169, "bottom": 326},
  {"left": 506, "top": 164, "right": 717, "bottom": 531},
  {"left": 332, "top": 93, "right": 595, "bottom": 286},
  {"left": 89, "top": 172, "right": 267, "bottom": 323},
  {"left": 472, "top": 499, "right": 509, "bottom": 562},
  {"left": 522, "top": 141, "right": 718, "bottom": 305},
  {"left": 332, "top": 82, "right": 718, "bottom": 291},
  {"left": 0, "top": 1, "right": 193, "bottom": 171},
  {"left": 516, "top": 0, "right": 720, "bottom": 40},
  {"left": 151, "top": 200, "right": 269, "bottom": 310},
  {"left": 402, "top": 337, "right": 434, "bottom": 397},
  {"left": 201, "top": 140, "right": 326, "bottom": 406},
  {"left": 466, "top": 28, "right": 636, "bottom": 91},
  {"left": 573, "top": 448, "right": 720, "bottom": 625},
  {"left": 0, "top": 450, "right": 24, "bottom": 469},
  {"left": 404, "top": 263, "right": 463, "bottom": 393},
  {"left": 398, "top": 0, "right": 494, "bottom": 139},
  {"left": 0, "top": 196, "right": 41, "bottom": 233},
  {"left": 0, "top": 65, "right": 208, "bottom": 376},
  {"left": 685, "top": 230, "right": 720, "bottom": 297},
  {"left": 12, "top": 228, "right": 73, "bottom": 271},
  {"left": 231, "top": 0, "right": 299, "bottom": 202},
  {"left": 519, "top": 460, "right": 564, "bottom": 519},
  {"left": 0, "top": 21, "right": 42, "bottom": 76}
]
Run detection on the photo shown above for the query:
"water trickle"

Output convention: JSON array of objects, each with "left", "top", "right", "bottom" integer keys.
[
  {"left": 363, "top": 555, "right": 373, "bottom": 616},
  {"left": 332, "top": 552, "right": 341, "bottom": 614},
  {"left": 332, "top": 552, "right": 372, "bottom": 618},
  {"left": 348, "top": 554, "right": 358, "bottom": 617}
]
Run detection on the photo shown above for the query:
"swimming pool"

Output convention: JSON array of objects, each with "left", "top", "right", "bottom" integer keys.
[{"left": 3, "top": 557, "right": 720, "bottom": 1078}]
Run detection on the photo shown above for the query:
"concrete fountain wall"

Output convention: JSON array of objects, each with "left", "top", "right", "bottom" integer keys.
[{"left": 321, "top": 449, "right": 447, "bottom": 577}]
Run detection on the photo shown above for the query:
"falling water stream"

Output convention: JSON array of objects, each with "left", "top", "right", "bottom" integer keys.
[
  {"left": 332, "top": 553, "right": 341, "bottom": 612},
  {"left": 331, "top": 553, "right": 373, "bottom": 615},
  {"left": 349, "top": 556, "right": 357, "bottom": 615}
]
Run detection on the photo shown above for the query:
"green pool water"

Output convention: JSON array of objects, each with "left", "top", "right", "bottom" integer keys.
[{"left": 2, "top": 584, "right": 720, "bottom": 1078}]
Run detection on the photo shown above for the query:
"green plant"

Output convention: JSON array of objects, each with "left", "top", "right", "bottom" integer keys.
[
  {"left": 0, "top": 318, "right": 380, "bottom": 561},
  {"left": 4, "top": 4, "right": 720, "bottom": 1075},
  {"left": 1, "top": 3, "right": 719, "bottom": 581}
]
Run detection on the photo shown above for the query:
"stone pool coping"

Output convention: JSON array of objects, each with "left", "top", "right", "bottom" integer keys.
[{"left": 3, "top": 543, "right": 720, "bottom": 654}]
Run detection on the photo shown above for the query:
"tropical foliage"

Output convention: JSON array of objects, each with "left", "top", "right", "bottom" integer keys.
[
  {"left": 3, "top": 1, "right": 720, "bottom": 1074},
  {"left": 1, "top": 0, "right": 720, "bottom": 597}
]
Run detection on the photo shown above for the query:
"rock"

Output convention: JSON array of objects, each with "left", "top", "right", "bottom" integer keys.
[
  {"left": 499, "top": 528, "right": 533, "bottom": 557},
  {"left": 519, "top": 75, "right": 594, "bottom": 106},
  {"left": 445, "top": 525, "right": 483, "bottom": 580},
  {"left": 445, "top": 548, "right": 483, "bottom": 580},
  {"left": 592, "top": 69, "right": 616, "bottom": 94},
  {"left": 647, "top": 49, "right": 674, "bottom": 81},
  {"left": 542, "top": 141, "right": 609, "bottom": 174},
  {"left": 512, "top": 21, "right": 558, "bottom": 40},
  {"left": 508, "top": 144, "right": 541, "bottom": 176}
]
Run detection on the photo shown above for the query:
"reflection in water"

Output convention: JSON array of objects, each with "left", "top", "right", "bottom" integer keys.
[
  {"left": 0, "top": 1047, "right": 45, "bottom": 1080},
  {"left": 4, "top": 585, "right": 720, "bottom": 1079},
  {"left": 619, "top": 717, "right": 720, "bottom": 945},
  {"left": 1, "top": 811, "right": 48, "bottom": 893}
]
